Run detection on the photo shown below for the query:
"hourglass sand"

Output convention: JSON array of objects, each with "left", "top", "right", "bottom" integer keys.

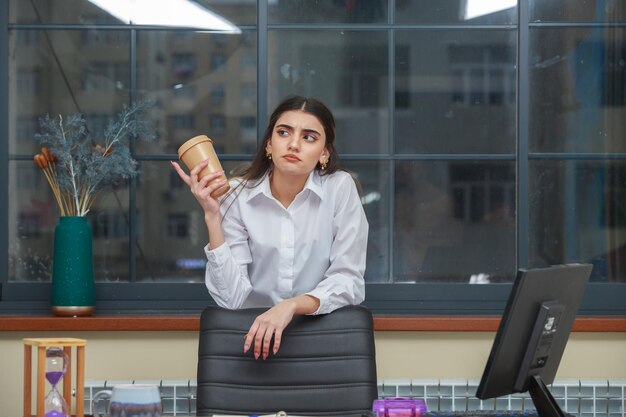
[{"left": 44, "top": 347, "right": 69, "bottom": 417}]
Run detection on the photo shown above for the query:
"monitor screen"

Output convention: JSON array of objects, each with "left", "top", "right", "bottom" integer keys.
[{"left": 476, "top": 264, "right": 592, "bottom": 417}]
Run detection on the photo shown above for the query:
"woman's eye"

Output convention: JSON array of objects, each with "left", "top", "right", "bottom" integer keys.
[
  {"left": 277, "top": 129, "right": 288, "bottom": 136},
  {"left": 303, "top": 134, "right": 316, "bottom": 142}
]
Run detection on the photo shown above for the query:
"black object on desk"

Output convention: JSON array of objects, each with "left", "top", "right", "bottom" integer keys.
[
  {"left": 476, "top": 264, "right": 592, "bottom": 417},
  {"left": 196, "top": 305, "right": 378, "bottom": 417}
]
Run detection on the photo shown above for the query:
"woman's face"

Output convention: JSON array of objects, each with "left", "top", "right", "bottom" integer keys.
[{"left": 266, "top": 110, "right": 329, "bottom": 179}]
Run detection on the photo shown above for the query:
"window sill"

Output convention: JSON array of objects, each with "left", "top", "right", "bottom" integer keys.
[{"left": 0, "top": 315, "right": 624, "bottom": 332}]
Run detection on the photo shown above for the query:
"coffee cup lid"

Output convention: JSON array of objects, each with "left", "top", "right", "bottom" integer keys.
[{"left": 177, "top": 135, "right": 213, "bottom": 159}]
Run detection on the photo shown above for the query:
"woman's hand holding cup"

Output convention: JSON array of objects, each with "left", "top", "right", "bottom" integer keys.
[
  {"left": 171, "top": 159, "right": 226, "bottom": 218},
  {"left": 173, "top": 133, "right": 230, "bottom": 223},
  {"left": 176, "top": 134, "right": 230, "bottom": 198}
]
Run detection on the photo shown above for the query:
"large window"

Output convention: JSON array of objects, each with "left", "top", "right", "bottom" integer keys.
[{"left": 2, "top": 0, "right": 625, "bottom": 314}]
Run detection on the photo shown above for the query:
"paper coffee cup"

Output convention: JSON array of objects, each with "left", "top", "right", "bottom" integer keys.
[{"left": 178, "top": 135, "right": 230, "bottom": 198}]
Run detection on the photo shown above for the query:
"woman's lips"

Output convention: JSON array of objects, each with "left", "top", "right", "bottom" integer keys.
[{"left": 283, "top": 154, "right": 301, "bottom": 162}]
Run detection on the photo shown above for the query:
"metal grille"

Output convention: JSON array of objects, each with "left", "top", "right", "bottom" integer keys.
[
  {"left": 86, "top": 380, "right": 196, "bottom": 416},
  {"left": 378, "top": 379, "right": 626, "bottom": 417},
  {"left": 84, "top": 378, "right": 626, "bottom": 417}
]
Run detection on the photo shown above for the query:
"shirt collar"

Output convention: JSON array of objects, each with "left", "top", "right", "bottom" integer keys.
[{"left": 245, "top": 170, "right": 324, "bottom": 203}]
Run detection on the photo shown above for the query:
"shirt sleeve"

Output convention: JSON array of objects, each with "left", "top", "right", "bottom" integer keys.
[
  {"left": 306, "top": 173, "right": 369, "bottom": 314},
  {"left": 204, "top": 189, "right": 254, "bottom": 309}
]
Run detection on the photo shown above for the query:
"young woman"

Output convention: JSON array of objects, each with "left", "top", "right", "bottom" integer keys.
[{"left": 171, "top": 96, "right": 368, "bottom": 360}]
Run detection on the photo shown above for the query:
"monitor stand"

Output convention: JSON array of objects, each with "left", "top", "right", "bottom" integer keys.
[
  {"left": 528, "top": 375, "right": 567, "bottom": 417},
  {"left": 515, "top": 301, "right": 568, "bottom": 417}
]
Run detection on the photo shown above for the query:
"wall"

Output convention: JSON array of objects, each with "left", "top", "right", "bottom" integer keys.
[{"left": 1, "top": 331, "right": 625, "bottom": 417}]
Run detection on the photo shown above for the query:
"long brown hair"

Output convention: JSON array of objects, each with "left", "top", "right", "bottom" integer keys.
[
  {"left": 221, "top": 96, "right": 358, "bottom": 218},
  {"left": 233, "top": 95, "right": 342, "bottom": 181}
]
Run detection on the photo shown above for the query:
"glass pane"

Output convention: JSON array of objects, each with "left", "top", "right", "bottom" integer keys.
[
  {"left": 268, "top": 30, "right": 389, "bottom": 154},
  {"left": 9, "top": 0, "right": 255, "bottom": 26},
  {"left": 135, "top": 160, "right": 244, "bottom": 282},
  {"left": 396, "top": 0, "right": 516, "bottom": 25},
  {"left": 529, "top": 160, "right": 626, "bottom": 283},
  {"left": 9, "top": 29, "right": 130, "bottom": 155},
  {"left": 90, "top": 184, "right": 131, "bottom": 282},
  {"left": 8, "top": 161, "right": 130, "bottom": 282},
  {"left": 269, "top": 0, "right": 387, "bottom": 24},
  {"left": 9, "top": 0, "right": 122, "bottom": 24},
  {"left": 8, "top": 161, "right": 56, "bottom": 282},
  {"left": 344, "top": 161, "right": 390, "bottom": 283},
  {"left": 394, "top": 161, "right": 516, "bottom": 283},
  {"left": 530, "top": 28, "right": 626, "bottom": 153},
  {"left": 531, "top": 0, "right": 626, "bottom": 23},
  {"left": 395, "top": 30, "right": 516, "bottom": 154},
  {"left": 137, "top": 30, "right": 257, "bottom": 155}
]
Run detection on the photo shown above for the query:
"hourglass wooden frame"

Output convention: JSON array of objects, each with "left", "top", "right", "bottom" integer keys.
[{"left": 23, "top": 338, "right": 86, "bottom": 417}]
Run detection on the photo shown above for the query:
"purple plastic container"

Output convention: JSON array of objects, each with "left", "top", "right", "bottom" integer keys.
[{"left": 373, "top": 398, "right": 428, "bottom": 417}]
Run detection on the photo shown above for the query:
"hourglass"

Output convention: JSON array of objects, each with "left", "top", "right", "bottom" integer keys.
[
  {"left": 23, "top": 338, "right": 86, "bottom": 417},
  {"left": 44, "top": 347, "right": 69, "bottom": 417}
]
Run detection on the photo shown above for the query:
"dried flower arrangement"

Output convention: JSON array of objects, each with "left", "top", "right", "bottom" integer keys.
[{"left": 33, "top": 100, "right": 156, "bottom": 216}]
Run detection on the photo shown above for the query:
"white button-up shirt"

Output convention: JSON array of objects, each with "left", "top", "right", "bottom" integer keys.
[{"left": 204, "top": 170, "right": 368, "bottom": 315}]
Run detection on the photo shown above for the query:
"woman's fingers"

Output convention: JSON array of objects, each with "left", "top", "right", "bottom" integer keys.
[
  {"left": 194, "top": 177, "right": 227, "bottom": 203},
  {"left": 272, "top": 328, "right": 283, "bottom": 355},
  {"left": 247, "top": 325, "right": 274, "bottom": 360},
  {"left": 262, "top": 326, "right": 275, "bottom": 360},
  {"left": 246, "top": 325, "right": 268, "bottom": 360},
  {"left": 171, "top": 159, "right": 214, "bottom": 187},
  {"left": 188, "top": 159, "right": 209, "bottom": 181},
  {"left": 170, "top": 161, "right": 191, "bottom": 186},
  {"left": 244, "top": 321, "right": 260, "bottom": 356},
  {"left": 244, "top": 319, "right": 291, "bottom": 360},
  {"left": 244, "top": 317, "right": 276, "bottom": 360},
  {"left": 171, "top": 159, "right": 225, "bottom": 194},
  {"left": 178, "top": 161, "right": 225, "bottom": 207},
  {"left": 197, "top": 170, "right": 226, "bottom": 189},
  {"left": 243, "top": 302, "right": 296, "bottom": 360},
  {"left": 253, "top": 323, "right": 267, "bottom": 360}
]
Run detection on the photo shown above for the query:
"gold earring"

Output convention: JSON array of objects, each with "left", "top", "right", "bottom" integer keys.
[
  {"left": 321, "top": 159, "right": 328, "bottom": 170},
  {"left": 266, "top": 149, "right": 272, "bottom": 160}
]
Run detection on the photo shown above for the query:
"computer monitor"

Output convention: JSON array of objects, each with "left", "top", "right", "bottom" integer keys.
[{"left": 476, "top": 263, "right": 593, "bottom": 417}]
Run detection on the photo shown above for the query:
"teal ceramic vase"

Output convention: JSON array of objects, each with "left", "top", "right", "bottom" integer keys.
[{"left": 51, "top": 216, "right": 96, "bottom": 316}]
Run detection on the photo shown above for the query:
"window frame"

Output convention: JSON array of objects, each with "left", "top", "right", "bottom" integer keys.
[
  {"left": 0, "top": 282, "right": 624, "bottom": 316},
  {"left": 1, "top": 0, "right": 626, "bottom": 317}
]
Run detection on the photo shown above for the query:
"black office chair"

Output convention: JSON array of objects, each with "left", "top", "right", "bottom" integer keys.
[{"left": 196, "top": 305, "right": 378, "bottom": 416}]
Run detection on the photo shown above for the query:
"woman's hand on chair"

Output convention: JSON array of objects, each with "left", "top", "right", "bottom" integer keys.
[{"left": 244, "top": 295, "right": 320, "bottom": 360}]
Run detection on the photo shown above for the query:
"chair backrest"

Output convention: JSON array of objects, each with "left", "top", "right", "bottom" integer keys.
[{"left": 196, "top": 305, "right": 378, "bottom": 416}]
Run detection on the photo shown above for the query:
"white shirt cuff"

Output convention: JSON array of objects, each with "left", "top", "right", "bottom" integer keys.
[
  {"left": 204, "top": 242, "right": 231, "bottom": 267},
  {"left": 305, "top": 289, "right": 332, "bottom": 315}
]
